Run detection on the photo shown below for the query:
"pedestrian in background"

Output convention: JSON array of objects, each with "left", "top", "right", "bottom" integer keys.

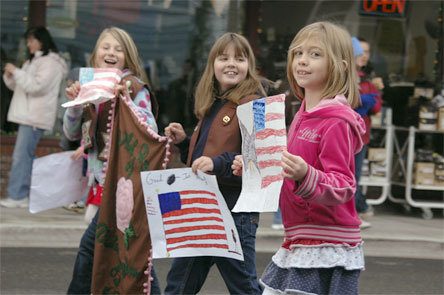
[
  {"left": 164, "top": 32, "right": 266, "bottom": 295},
  {"left": 353, "top": 37, "right": 383, "bottom": 228},
  {"left": 233, "top": 21, "right": 366, "bottom": 294},
  {"left": 1, "top": 26, "right": 67, "bottom": 208},
  {"left": 63, "top": 27, "right": 160, "bottom": 294}
]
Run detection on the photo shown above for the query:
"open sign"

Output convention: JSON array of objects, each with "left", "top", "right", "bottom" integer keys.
[{"left": 359, "top": 0, "right": 408, "bottom": 17}]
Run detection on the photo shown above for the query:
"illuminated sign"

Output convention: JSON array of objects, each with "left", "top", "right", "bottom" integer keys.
[{"left": 359, "top": 0, "right": 408, "bottom": 17}]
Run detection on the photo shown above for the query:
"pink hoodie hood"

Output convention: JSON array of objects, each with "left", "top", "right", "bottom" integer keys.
[{"left": 303, "top": 94, "right": 365, "bottom": 154}]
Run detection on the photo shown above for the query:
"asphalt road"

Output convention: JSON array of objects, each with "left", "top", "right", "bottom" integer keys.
[{"left": 1, "top": 247, "right": 443, "bottom": 294}]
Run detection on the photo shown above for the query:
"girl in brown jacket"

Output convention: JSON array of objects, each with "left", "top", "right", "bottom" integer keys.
[{"left": 164, "top": 32, "right": 266, "bottom": 294}]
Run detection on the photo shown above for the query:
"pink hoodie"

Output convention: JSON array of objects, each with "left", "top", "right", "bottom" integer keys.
[{"left": 281, "top": 95, "right": 365, "bottom": 245}]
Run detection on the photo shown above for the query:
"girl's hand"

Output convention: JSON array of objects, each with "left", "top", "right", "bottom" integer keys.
[
  {"left": 281, "top": 151, "right": 308, "bottom": 181},
  {"left": 71, "top": 145, "right": 85, "bottom": 161},
  {"left": 371, "top": 77, "right": 384, "bottom": 90},
  {"left": 4, "top": 63, "right": 16, "bottom": 77},
  {"left": 65, "top": 81, "right": 81, "bottom": 100},
  {"left": 164, "top": 123, "right": 187, "bottom": 144},
  {"left": 191, "top": 156, "right": 213, "bottom": 174},
  {"left": 232, "top": 155, "right": 243, "bottom": 176},
  {"left": 114, "top": 83, "right": 125, "bottom": 96}
]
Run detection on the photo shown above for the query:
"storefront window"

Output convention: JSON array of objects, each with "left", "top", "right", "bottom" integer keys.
[
  {"left": 1, "top": 0, "right": 29, "bottom": 134},
  {"left": 2, "top": 0, "right": 442, "bottom": 134},
  {"left": 252, "top": 0, "right": 442, "bottom": 90},
  {"left": 1, "top": 0, "right": 245, "bottom": 135}
]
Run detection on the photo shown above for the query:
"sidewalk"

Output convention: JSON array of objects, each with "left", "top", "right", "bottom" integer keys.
[{"left": 1, "top": 202, "right": 443, "bottom": 259}]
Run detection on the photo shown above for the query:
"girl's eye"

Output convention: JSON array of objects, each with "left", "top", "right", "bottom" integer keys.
[
  {"left": 218, "top": 56, "right": 228, "bottom": 61},
  {"left": 115, "top": 47, "right": 123, "bottom": 52},
  {"left": 311, "top": 52, "right": 321, "bottom": 57},
  {"left": 294, "top": 51, "right": 303, "bottom": 57},
  {"left": 236, "top": 57, "right": 245, "bottom": 62}
]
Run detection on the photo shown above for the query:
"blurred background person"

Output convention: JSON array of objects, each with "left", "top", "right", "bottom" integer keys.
[
  {"left": 0, "top": 26, "right": 67, "bottom": 208},
  {"left": 352, "top": 37, "right": 383, "bottom": 228}
]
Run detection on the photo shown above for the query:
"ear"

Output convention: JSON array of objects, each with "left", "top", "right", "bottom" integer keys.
[{"left": 342, "top": 60, "right": 348, "bottom": 71}]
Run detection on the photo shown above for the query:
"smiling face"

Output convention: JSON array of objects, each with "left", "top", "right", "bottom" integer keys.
[
  {"left": 291, "top": 39, "right": 328, "bottom": 96},
  {"left": 94, "top": 33, "right": 125, "bottom": 70},
  {"left": 26, "top": 36, "right": 42, "bottom": 54},
  {"left": 213, "top": 44, "right": 249, "bottom": 92}
]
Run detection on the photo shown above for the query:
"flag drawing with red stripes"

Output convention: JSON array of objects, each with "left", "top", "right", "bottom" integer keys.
[
  {"left": 62, "top": 68, "right": 122, "bottom": 108},
  {"left": 233, "top": 94, "right": 287, "bottom": 212},
  {"left": 142, "top": 169, "right": 243, "bottom": 260},
  {"left": 253, "top": 95, "right": 287, "bottom": 188},
  {"left": 158, "top": 190, "right": 229, "bottom": 253}
]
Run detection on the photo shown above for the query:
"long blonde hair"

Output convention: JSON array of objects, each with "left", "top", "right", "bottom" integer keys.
[
  {"left": 287, "top": 21, "right": 360, "bottom": 108},
  {"left": 89, "top": 27, "right": 149, "bottom": 84},
  {"left": 194, "top": 33, "right": 266, "bottom": 120}
]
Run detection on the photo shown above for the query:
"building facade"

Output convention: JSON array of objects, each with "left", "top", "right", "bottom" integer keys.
[{"left": 1, "top": 0, "right": 443, "bottom": 133}]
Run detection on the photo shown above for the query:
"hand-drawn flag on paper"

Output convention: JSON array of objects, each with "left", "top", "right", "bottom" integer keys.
[
  {"left": 62, "top": 68, "right": 122, "bottom": 107},
  {"left": 158, "top": 190, "right": 228, "bottom": 252},
  {"left": 233, "top": 94, "right": 287, "bottom": 212},
  {"left": 141, "top": 168, "right": 244, "bottom": 261}
]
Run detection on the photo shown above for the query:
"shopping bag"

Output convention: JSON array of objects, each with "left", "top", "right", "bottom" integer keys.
[{"left": 29, "top": 151, "right": 87, "bottom": 213}]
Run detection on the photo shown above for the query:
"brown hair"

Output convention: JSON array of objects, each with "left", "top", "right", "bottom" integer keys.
[
  {"left": 287, "top": 21, "right": 360, "bottom": 108},
  {"left": 194, "top": 33, "right": 266, "bottom": 120}
]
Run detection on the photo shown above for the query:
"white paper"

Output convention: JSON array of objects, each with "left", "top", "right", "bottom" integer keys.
[
  {"left": 29, "top": 151, "right": 87, "bottom": 213},
  {"left": 141, "top": 168, "right": 244, "bottom": 261},
  {"left": 232, "top": 94, "right": 287, "bottom": 212}
]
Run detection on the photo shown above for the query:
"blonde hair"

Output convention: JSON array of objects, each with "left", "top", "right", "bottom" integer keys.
[
  {"left": 194, "top": 33, "right": 266, "bottom": 120},
  {"left": 287, "top": 21, "right": 360, "bottom": 108},
  {"left": 89, "top": 27, "right": 149, "bottom": 84}
]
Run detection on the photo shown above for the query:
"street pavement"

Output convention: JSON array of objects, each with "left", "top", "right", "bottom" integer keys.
[
  {"left": 1, "top": 248, "right": 443, "bottom": 294},
  {"left": 1, "top": 201, "right": 443, "bottom": 294},
  {"left": 1, "top": 202, "right": 443, "bottom": 258}
]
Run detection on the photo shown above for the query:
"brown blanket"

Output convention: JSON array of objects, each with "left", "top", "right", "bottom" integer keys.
[{"left": 92, "top": 95, "right": 167, "bottom": 294}]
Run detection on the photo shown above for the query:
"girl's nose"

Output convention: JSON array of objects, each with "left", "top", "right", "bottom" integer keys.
[
  {"left": 227, "top": 58, "right": 235, "bottom": 67},
  {"left": 298, "top": 55, "right": 307, "bottom": 66}
]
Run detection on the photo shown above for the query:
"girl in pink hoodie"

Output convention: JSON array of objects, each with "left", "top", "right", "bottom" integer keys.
[{"left": 233, "top": 21, "right": 366, "bottom": 294}]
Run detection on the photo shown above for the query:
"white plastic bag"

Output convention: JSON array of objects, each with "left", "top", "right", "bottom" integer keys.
[{"left": 29, "top": 151, "right": 87, "bottom": 213}]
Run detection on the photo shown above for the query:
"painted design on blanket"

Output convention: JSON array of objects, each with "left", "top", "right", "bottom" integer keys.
[{"left": 116, "top": 177, "right": 136, "bottom": 249}]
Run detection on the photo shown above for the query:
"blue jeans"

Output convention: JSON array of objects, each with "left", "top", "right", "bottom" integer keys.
[
  {"left": 165, "top": 212, "right": 261, "bottom": 295},
  {"left": 273, "top": 208, "right": 282, "bottom": 225},
  {"left": 67, "top": 211, "right": 161, "bottom": 294},
  {"left": 7, "top": 124, "right": 44, "bottom": 200},
  {"left": 354, "top": 145, "right": 369, "bottom": 213}
]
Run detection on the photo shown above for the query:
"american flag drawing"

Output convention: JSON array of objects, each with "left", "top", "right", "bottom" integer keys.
[
  {"left": 158, "top": 189, "right": 229, "bottom": 253},
  {"left": 234, "top": 94, "right": 286, "bottom": 212},
  {"left": 241, "top": 95, "right": 287, "bottom": 188},
  {"left": 62, "top": 68, "right": 122, "bottom": 108},
  {"left": 142, "top": 168, "right": 243, "bottom": 260}
]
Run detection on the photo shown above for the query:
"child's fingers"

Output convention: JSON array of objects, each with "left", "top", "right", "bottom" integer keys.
[
  {"left": 65, "top": 81, "right": 81, "bottom": 100},
  {"left": 281, "top": 155, "right": 296, "bottom": 171},
  {"left": 231, "top": 161, "right": 242, "bottom": 175},
  {"left": 191, "top": 157, "right": 207, "bottom": 173}
]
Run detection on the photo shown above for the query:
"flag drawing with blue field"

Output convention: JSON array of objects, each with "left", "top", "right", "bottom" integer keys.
[{"left": 158, "top": 190, "right": 228, "bottom": 252}]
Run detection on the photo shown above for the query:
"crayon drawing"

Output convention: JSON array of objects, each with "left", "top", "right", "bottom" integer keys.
[{"left": 233, "top": 94, "right": 287, "bottom": 212}]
